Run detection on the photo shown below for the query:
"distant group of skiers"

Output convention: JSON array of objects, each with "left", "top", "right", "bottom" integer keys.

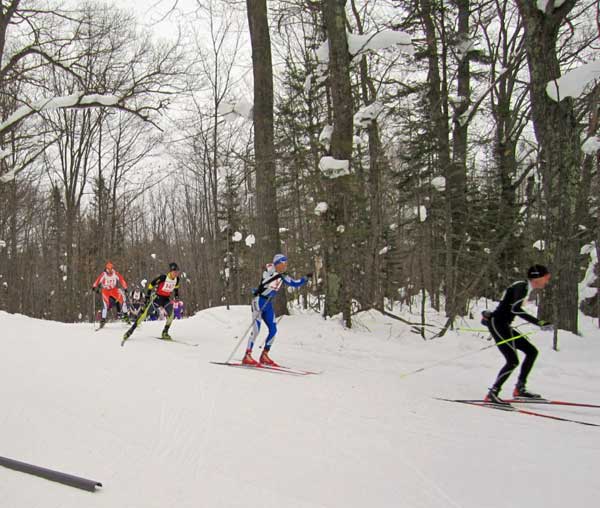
[
  {"left": 92, "top": 261, "right": 184, "bottom": 341},
  {"left": 92, "top": 253, "right": 554, "bottom": 395}
]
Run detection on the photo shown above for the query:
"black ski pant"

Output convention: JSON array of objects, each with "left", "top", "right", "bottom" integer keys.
[
  {"left": 488, "top": 316, "right": 538, "bottom": 391},
  {"left": 125, "top": 295, "right": 174, "bottom": 336}
]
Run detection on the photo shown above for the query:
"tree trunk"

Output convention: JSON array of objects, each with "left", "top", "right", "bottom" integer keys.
[
  {"left": 418, "top": 0, "right": 453, "bottom": 320},
  {"left": 322, "top": 0, "right": 355, "bottom": 326},
  {"left": 440, "top": 0, "right": 472, "bottom": 319},
  {"left": 515, "top": 0, "right": 580, "bottom": 333},
  {"left": 350, "top": 0, "right": 384, "bottom": 311},
  {"left": 246, "top": 0, "right": 285, "bottom": 313}
]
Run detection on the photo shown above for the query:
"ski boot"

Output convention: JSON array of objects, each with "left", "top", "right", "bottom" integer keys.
[
  {"left": 242, "top": 350, "right": 258, "bottom": 366},
  {"left": 99, "top": 318, "right": 106, "bottom": 329},
  {"left": 121, "top": 329, "right": 133, "bottom": 346},
  {"left": 259, "top": 350, "right": 279, "bottom": 367},
  {"left": 484, "top": 387, "right": 509, "bottom": 405},
  {"left": 160, "top": 326, "right": 172, "bottom": 341},
  {"left": 513, "top": 383, "right": 542, "bottom": 399},
  {"left": 122, "top": 314, "right": 131, "bottom": 325}
]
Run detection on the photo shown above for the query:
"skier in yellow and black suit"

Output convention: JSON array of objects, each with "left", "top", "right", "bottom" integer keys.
[{"left": 122, "top": 262, "right": 181, "bottom": 345}]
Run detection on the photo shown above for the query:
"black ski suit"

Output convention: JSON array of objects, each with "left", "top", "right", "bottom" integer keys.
[{"left": 487, "top": 280, "right": 541, "bottom": 391}]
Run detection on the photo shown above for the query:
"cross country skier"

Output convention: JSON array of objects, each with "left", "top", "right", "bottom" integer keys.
[
  {"left": 122, "top": 262, "right": 181, "bottom": 343},
  {"left": 242, "top": 254, "right": 311, "bottom": 366},
  {"left": 92, "top": 261, "right": 129, "bottom": 328},
  {"left": 483, "top": 264, "right": 553, "bottom": 404},
  {"left": 173, "top": 299, "right": 185, "bottom": 319},
  {"left": 128, "top": 286, "right": 145, "bottom": 321}
]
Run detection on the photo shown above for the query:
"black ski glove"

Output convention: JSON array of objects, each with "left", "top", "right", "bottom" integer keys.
[
  {"left": 305, "top": 272, "right": 313, "bottom": 279},
  {"left": 481, "top": 310, "right": 492, "bottom": 327}
]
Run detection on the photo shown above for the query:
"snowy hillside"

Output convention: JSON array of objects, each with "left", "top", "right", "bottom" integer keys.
[{"left": 1, "top": 304, "right": 599, "bottom": 508}]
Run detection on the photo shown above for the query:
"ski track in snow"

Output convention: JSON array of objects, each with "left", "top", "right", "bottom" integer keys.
[{"left": 1, "top": 306, "right": 600, "bottom": 507}]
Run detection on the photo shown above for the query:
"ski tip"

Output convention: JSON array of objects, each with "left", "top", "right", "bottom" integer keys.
[{"left": 433, "top": 397, "right": 514, "bottom": 408}]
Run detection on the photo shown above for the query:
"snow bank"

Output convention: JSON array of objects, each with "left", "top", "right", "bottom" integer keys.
[{"left": 1, "top": 298, "right": 600, "bottom": 508}]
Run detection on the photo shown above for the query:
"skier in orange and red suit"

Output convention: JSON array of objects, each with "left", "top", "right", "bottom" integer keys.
[{"left": 92, "top": 261, "right": 129, "bottom": 327}]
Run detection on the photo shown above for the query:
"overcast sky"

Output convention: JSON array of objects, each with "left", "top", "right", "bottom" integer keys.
[{"left": 118, "top": 0, "right": 199, "bottom": 39}]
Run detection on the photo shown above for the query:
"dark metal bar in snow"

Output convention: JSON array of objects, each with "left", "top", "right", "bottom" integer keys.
[{"left": 0, "top": 455, "right": 102, "bottom": 492}]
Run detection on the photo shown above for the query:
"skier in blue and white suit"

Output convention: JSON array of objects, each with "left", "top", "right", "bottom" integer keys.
[{"left": 243, "top": 254, "right": 311, "bottom": 366}]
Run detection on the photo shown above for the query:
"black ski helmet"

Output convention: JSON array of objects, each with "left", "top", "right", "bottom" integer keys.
[{"left": 169, "top": 262, "right": 179, "bottom": 272}]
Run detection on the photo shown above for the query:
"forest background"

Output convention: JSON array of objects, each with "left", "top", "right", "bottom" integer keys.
[{"left": 0, "top": 0, "right": 598, "bottom": 338}]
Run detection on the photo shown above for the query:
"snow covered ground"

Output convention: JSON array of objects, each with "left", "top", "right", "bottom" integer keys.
[{"left": 1, "top": 302, "right": 599, "bottom": 508}]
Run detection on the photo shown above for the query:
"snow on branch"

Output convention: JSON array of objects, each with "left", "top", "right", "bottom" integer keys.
[
  {"left": 245, "top": 235, "right": 256, "bottom": 247},
  {"left": 319, "top": 125, "right": 334, "bottom": 150},
  {"left": 307, "top": 29, "right": 411, "bottom": 94},
  {"left": 582, "top": 136, "right": 600, "bottom": 155},
  {"left": 536, "top": 0, "right": 568, "bottom": 13},
  {"left": 0, "top": 92, "right": 122, "bottom": 137},
  {"left": 579, "top": 242, "right": 598, "bottom": 303},
  {"left": 218, "top": 97, "right": 253, "bottom": 122},
  {"left": 0, "top": 168, "right": 17, "bottom": 183},
  {"left": 354, "top": 102, "right": 384, "bottom": 128},
  {"left": 314, "top": 202, "right": 329, "bottom": 215},
  {"left": 546, "top": 60, "right": 600, "bottom": 102},
  {"left": 431, "top": 176, "right": 446, "bottom": 191},
  {"left": 317, "top": 29, "right": 413, "bottom": 64},
  {"left": 0, "top": 92, "right": 150, "bottom": 184},
  {"left": 319, "top": 156, "right": 351, "bottom": 179},
  {"left": 415, "top": 206, "right": 427, "bottom": 222}
]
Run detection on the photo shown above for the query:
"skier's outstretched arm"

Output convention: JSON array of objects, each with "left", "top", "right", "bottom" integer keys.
[{"left": 281, "top": 273, "right": 311, "bottom": 288}]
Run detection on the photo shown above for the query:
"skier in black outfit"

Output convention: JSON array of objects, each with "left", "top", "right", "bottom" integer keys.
[{"left": 483, "top": 264, "right": 553, "bottom": 404}]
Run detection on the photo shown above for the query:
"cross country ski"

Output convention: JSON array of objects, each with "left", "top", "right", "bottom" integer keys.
[
  {"left": 435, "top": 398, "right": 600, "bottom": 428},
  {"left": 447, "top": 398, "right": 600, "bottom": 409},
  {"left": 210, "top": 361, "right": 319, "bottom": 376}
]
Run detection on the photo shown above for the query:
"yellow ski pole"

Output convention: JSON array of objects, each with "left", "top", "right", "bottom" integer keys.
[{"left": 399, "top": 331, "right": 534, "bottom": 379}]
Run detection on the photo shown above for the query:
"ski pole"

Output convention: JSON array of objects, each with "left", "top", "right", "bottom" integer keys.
[
  {"left": 121, "top": 293, "right": 157, "bottom": 346},
  {"left": 92, "top": 290, "right": 96, "bottom": 331},
  {"left": 399, "top": 331, "right": 534, "bottom": 379},
  {"left": 225, "top": 293, "right": 275, "bottom": 363},
  {"left": 458, "top": 322, "right": 537, "bottom": 334}
]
